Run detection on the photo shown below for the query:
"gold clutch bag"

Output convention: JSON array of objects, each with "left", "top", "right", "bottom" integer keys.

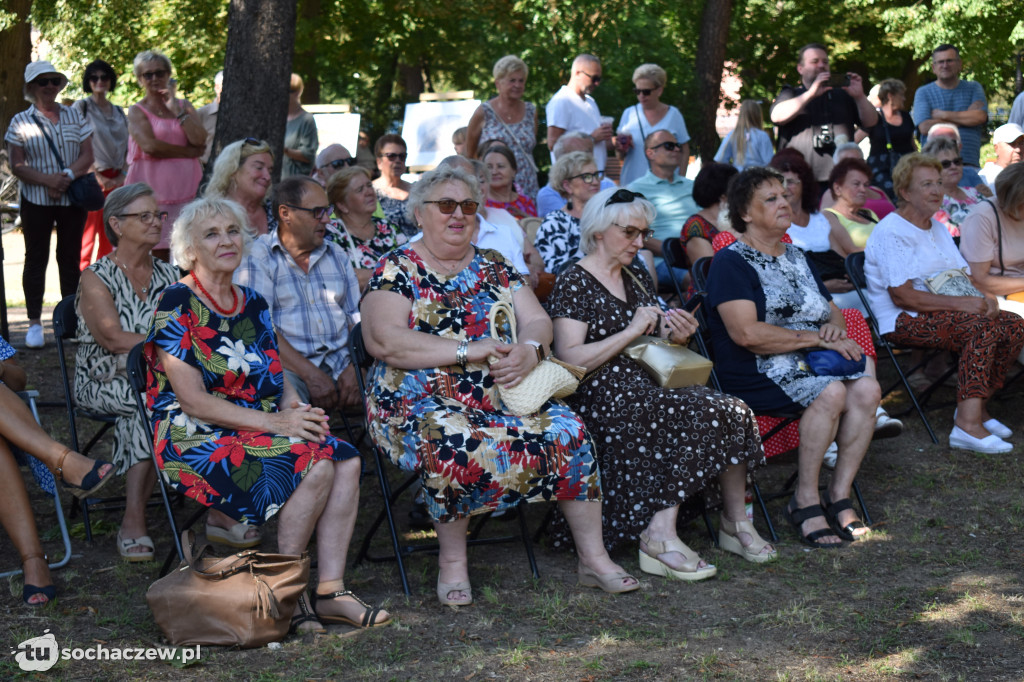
[{"left": 622, "top": 335, "right": 712, "bottom": 388}]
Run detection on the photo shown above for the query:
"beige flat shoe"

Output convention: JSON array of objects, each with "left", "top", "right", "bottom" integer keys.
[
  {"left": 638, "top": 532, "right": 716, "bottom": 581},
  {"left": 577, "top": 565, "right": 641, "bottom": 594},
  {"left": 117, "top": 531, "right": 154, "bottom": 562},
  {"left": 206, "top": 521, "right": 261, "bottom": 548},
  {"left": 718, "top": 515, "right": 777, "bottom": 563},
  {"left": 437, "top": 579, "right": 472, "bottom": 606}
]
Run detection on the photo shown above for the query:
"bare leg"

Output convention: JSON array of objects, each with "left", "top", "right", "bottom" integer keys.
[
  {"left": 829, "top": 377, "right": 879, "bottom": 534},
  {"left": 278, "top": 460, "right": 334, "bottom": 623},
  {"left": 559, "top": 499, "right": 636, "bottom": 588},
  {"left": 641, "top": 505, "right": 711, "bottom": 570},
  {"left": 435, "top": 517, "right": 471, "bottom": 603},
  {"left": 118, "top": 461, "right": 156, "bottom": 552},
  {"left": 794, "top": 383, "right": 844, "bottom": 545},
  {"left": 955, "top": 397, "right": 991, "bottom": 438},
  {"left": 0, "top": 439, "right": 50, "bottom": 602}
]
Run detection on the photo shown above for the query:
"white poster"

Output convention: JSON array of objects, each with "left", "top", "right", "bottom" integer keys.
[
  {"left": 401, "top": 100, "right": 480, "bottom": 169},
  {"left": 308, "top": 107, "right": 362, "bottom": 158}
]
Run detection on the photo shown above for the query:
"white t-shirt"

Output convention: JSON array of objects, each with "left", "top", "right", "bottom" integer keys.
[
  {"left": 616, "top": 104, "right": 689, "bottom": 186},
  {"left": 786, "top": 212, "right": 832, "bottom": 252},
  {"left": 865, "top": 212, "right": 970, "bottom": 335},
  {"left": 545, "top": 85, "right": 606, "bottom": 171},
  {"left": 979, "top": 162, "right": 1004, "bottom": 194}
]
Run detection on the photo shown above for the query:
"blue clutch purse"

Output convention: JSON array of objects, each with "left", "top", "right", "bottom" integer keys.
[{"left": 805, "top": 349, "right": 866, "bottom": 376}]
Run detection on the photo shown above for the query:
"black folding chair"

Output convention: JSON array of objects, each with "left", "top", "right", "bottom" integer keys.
[
  {"left": 125, "top": 342, "right": 206, "bottom": 575},
  {"left": 348, "top": 323, "right": 539, "bottom": 596},
  {"left": 845, "top": 252, "right": 942, "bottom": 443},
  {"left": 661, "top": 237, "right": 691, "bottom": 304}
]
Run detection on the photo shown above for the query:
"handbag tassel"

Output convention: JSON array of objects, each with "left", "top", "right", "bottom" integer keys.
[{"left": 253, "top": 575, "right": 281, "bottom": 619}]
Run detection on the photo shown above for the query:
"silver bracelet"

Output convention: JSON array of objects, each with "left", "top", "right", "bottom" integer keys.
[{"left": 456, "top": 340, "right": 468, "bottom": 368}]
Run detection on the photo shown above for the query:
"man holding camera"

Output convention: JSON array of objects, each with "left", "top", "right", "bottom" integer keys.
[{"left": 771, "top": 43, "right": 878, "bottom": 185}]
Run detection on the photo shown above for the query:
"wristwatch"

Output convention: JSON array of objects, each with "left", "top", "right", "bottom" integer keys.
[
  {"left": 525, "top": 340, "right": 545, "bottom": 363},
  {"left": 61, "top": 168, "right": 75, "bottom": 180}
]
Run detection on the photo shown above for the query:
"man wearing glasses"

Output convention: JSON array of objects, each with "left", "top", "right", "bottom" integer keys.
[
  {"left": 626, "top": 131, "right": 697, "bottom": 291},
  {"left": 545, "top": 54, "right": 614, "bottom": 172},
  {"left": 912, "top": 44, "right": 988, "bottom": 170},
  {"left": 312, "top": 143, "right": 356, "bottom": 186},
  {"left": 235, "top": 176, "right": 363, "bottom": 412}
]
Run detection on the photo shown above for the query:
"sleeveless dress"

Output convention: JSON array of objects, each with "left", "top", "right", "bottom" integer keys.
[
  {"left": 74, "top": 257, "right": 180, "bottom": 474},
  {"left": 145, "top": 283, "right": 357, "bottom": 525},
  {"left": 364, "top": 245, "right": 600, "bottom": 523},
  {"left": 546, "top": 262, "right": 764, "bottom": 551},
  {"left": 125, "top": 101, "right": 202, "bottom": 249},
  {"left": 480, "top": 101, "right": 539, "bottom": 200}
]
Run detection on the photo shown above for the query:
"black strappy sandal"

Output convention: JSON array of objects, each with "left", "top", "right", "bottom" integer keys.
[
  {"left": 822, "top": 492, "right": 870, "bottom": 542},
  {"left": 784, "top": 498, "right": 844, "bottom": 549},
  {"left": 22, "top": 554, "right": 56, "bottom": 607},
  {"left": 289, "top": 593, "right": 326, "bottom": 634},
  {"left": 313, "top": 589, "right": 391, "bottom": 628}
]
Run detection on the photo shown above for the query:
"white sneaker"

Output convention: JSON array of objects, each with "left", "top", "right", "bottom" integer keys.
[
  {"left": 873, "top": 406, "right": 903, "bottom": 439},
  {"left": 822, "top": 441, "right": 838, "bottom": 470},
  {"left": 25, "top": 324, "right": 44, "bottom": 349},
  {"left": 949, "top": 425, "right": 1012, "bottom": 454}
]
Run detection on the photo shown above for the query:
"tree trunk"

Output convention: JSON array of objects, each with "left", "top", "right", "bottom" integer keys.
[
  {"left": 693, "top": 0, "right": 733, "bottom": 163},
  {"left": 295, "top": 0, "right": 320, "bottom": 104},
  {"left": 215, "top": 0, "right": 297, "bottom": 181},
  {"left": 0, "top": 0, "right": 33, "bottom": 137}
]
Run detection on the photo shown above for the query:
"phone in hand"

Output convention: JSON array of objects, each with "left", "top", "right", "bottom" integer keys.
[{"left": 828, "top": 73, "right": 851, "bottom": 88}]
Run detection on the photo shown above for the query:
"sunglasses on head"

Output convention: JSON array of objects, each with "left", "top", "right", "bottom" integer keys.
[
  {"left": 141, "top": 69, "right": 169, "bottom": 80},
  {"left": 242, "top": 137, "right": 268, "bottom": 149},
  {"left": 33, "top": 77, "right": 64, "bottom": 87},
  {"left": 379, "top": 152, "right": 407, "bottom": 162},
  {"left": 321, "top": 158, "right": 357, "bottom": 170},
  {"left": 633, "top": 87, "right": 655, "bottom": 96},
  {"left": 648, "top": 141, "right": 681, "bottom": 152},
  {"left": 284, "top": 204, "right": 332, "bottom": 220},
  {"left": 940, "top": 157, "right": 963, "bottom": 169},
  {"left": 424, "top": 199, "right": 479, "bottom": 215},
  {"left": 568, "top": 170, "right": 604, "bottom": 184},
  {"left": 605, "top": 188, "right": 646, "bottom": 207},
  {"left": 88, "top": 74, "right": 110, "bottom": 83}
]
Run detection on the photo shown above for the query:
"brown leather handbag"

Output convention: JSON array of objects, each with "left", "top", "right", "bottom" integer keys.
[{"left": 146, "top": 531, "right": 310, "bottom": 648}]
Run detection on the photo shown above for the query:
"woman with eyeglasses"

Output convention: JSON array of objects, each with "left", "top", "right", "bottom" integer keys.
[
  {"left": 325, "top": 166, "right": 407, "bottom": 289},
  {"left": 547, "top": 186, "right": 773, "bottom": 579},
  {"left": 372, "top": 133, "right": 418, "bottom": 237},
  {"left": 362, "top": 166, "right": 640, "bottom": 603},
  {"left": 481, "top": 142, "right": 537, "bottom": 219},
  {"left": 923, "top": 136, "right": 982, "bottom": 239},
  {"left": 615, "top": 64, "right": 690, "bottom": 187},
  {"left": 73, "top": 59, "right": 129, "bottom": 270},
  {"left": 283, "top": 74, "right": 318, "bottom": 178},
  {"left": 465, "top": 55, "right": 539, "bottom": 200},
  {"left": 125, "top": 49, "right": 205, "bottom": 261},
  {"left": 74, "top": 183, "right": 184, "bottom": 561},
  {"left": 534, "top": 152, "right": 602, "bottom": 273},
  {"left": 5, "top": 60, "right": 95, "bottom": 349},
  {"left": 204, "top": 138, "right": 276, "bottom": 234}
]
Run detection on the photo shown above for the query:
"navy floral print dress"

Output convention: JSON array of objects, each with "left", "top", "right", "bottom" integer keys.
[{"left": 144, "top": 283, "right": 357, "bottom": 525}]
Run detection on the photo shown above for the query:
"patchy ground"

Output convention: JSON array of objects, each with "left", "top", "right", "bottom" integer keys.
[{"left": 2, "top": 308, "right": 1023, "bottom": 681}]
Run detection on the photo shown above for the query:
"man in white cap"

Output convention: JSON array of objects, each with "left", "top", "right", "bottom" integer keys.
[{"left": 980, "top": 123, "right": 1024, "bottom": 193}]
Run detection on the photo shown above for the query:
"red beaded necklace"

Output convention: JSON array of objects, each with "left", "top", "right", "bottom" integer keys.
[{"left": 191, "top": 271, "right": 238, "bottom": 316}]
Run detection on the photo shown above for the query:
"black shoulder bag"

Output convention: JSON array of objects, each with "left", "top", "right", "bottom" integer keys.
[{"left": 31, "top": 113, "right": 105, "bottom": 211}]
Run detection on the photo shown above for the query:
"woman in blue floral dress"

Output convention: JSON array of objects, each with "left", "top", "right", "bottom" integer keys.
[{"left": 146, "top": 196, "right": 390, "bottom": 633}]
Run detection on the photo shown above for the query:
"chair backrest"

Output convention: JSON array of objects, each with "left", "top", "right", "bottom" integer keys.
[
  {"left": 660, "top": 237, "right": 689, "bottom": 303},
  {"left": 52, "top": 295, "right": 78, "bottom": 341},
  {"left": 690, "top": 257, "right": 712, "bottom": 292},
  {"left": 348, "top": 323, "right": 374, "bottom": 400},
  {"left": 126, "top": 342, "right": 148, "bottom": 398},
  {"left": 844, "top": 252, "right": 884, "bottom": 336}
]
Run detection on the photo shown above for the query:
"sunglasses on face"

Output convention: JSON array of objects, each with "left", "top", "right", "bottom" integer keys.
[
  {"left": 285, "top": 204, "right": 332, "bottom": 220},
  {"left": 119, "top": 210, "right": 168, "bottom": 224},
  {"left": 582, "top": 71, "right": 602, "bottom": 84},
  {"left": 568, "top": 171, "right": 604, "bottom": 184},
  {"left": 321, "top": 157, "right": 357, "bottom": 170},
  {"left": 141, "top": 69, "right": 169, "bottom": 81},
  {"left": 424, "top": 199, "right": 479, "bottom": 215},
  {"left": 613, "top": 223, "right": 654, "bottom": 242},
  {"left": 648, "top": 141, "right": 681, "bottom": 152},
  {"left": 633, "top": 88, "right": 655, "bottom": 96},
  {"left": 940, "top": 157, "right": 963, "bottom": 169},
  {"left": 33, "top": 77, "right": 64, "bottom": 87},
  {"left": 379, "top": 152, "right": 407, "bottom": 162},
  {"left": 88, "top": 74, "right": 110, "bottom": 83}
]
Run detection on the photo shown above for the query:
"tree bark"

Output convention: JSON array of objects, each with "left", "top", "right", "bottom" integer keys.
[
  {"left": 295, "top": 0, "right": 320, "bottom": 104},
  {"left": 693, "top": 0, "right": 733, "bottom": 164},
  {"left": 215, "top": 0, "right": 297, "bottom": 181},
  {"left": 0, "top": 0, "right": 33, "bottom": 137}
]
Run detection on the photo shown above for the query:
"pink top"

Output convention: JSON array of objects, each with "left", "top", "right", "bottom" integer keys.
[
  {"left": 864, "top": 187, "right": 896, "bottom": 221},
  {"left": 125, "top": 101, "right": 202, "bottom": 206}
]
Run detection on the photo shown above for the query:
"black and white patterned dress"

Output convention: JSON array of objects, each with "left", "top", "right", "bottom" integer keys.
[
  {"left": 547, "top": 262, "right": 764, "bottom": 551},
  {"left": 534, "top": 209, "right": 580, "bottom": 274}
]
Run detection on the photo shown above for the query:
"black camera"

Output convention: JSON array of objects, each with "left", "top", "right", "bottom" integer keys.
[{"left": 813, "top": 125, "right": 835, "bottom": 154}]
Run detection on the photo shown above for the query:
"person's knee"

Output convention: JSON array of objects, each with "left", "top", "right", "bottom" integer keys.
[
  {"left": 810, "top": 381, "right": 846, "bottom": 416},
  {"left": 299, "top": 459, "right": 335, "bottom": 500},
  {"left": 847, "top": 377, "right": 881, "bottom": 410},
  {"left": 336, "top": 455, "right": 361, "bottom": 483}
]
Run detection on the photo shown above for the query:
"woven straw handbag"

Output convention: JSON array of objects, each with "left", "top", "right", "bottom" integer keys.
[{"left": 487, "top": 300, "right": 585, "bottom": 415}]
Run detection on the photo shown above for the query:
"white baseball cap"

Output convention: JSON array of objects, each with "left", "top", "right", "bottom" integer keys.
[{"left": 993, "top": 123, "right": 1024, "bottom": 145}]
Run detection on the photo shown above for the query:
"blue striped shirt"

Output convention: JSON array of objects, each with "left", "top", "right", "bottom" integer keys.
[{"left": 911, "top": 80, "right": 987, "bottom": 167}]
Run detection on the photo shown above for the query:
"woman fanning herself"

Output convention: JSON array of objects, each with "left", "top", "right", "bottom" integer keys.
[
  {"left": 362, "top": 166, "right": 639, "bottom": 604},
  {"left": 146, "top": 197, "right": 388, "bottom": 632},
  {"left": 549, "top": 188, "right": 773, "bottom": 578},
  {"left": 707, "top": 167, "right": 881, "bottom": 547},
  {"left": 204, "top": 138, "right": 276, "bottom": 235}
]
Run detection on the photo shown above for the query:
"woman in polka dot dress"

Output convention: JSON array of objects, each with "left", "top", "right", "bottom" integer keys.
[{"left": 548, "top": 188, "right": 774, "bottom": 582}]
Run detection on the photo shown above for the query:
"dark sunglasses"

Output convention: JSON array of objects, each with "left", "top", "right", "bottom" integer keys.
[
  {"left": 320, "top": 157, "right": 358, "bottom": 170},
  {"left": 605, "top": 188, "right": 646, "bottom": 206},
  {"left": 141, "top": 69, "right": 169, "bottom": 80},
  {"left": 88, "top": 74, "right": 111, "bottom": 83},
  {"left": 424, "top": 199, "right": 479, "bottom": 215},
  {"left": 582, "top": 71, "right": 602, "bottom": 84},
  {"left": 633, "top": 87, "right": 655, "bottom": 96},
  {"left": 379, "top": 152, "right": 407, "bottom": 162},
  {"left": 33, "top": 77, "right": 64, "bottom": 87},
  {"left": 284, "top": 204, "right": 332, "bottom": 220},
  {"left": 568, "top": 170, "right": 604, "bottom": 184},
  {"left": 649, "top": 141, "right": 682, "bottom": 152},
  {"left": 613, "top": 222, "right": 655, "bottom": 242},
  {"left": 940, "top": 157, "right": 963, "bottom": 169}
]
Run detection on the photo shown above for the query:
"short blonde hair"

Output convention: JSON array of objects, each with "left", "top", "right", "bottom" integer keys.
[
  {"left": 133, "top": 50, "right": 172, "bottom": 79},
  {"left": 549, "top": 151, "right": 595, "bottom": 199},
  {"left": 171, "top": 197, "right": 253, "bottom": 270},
  {"left": 493, "top": 55, "right": 528, "bottom": 82},
  {"left": 892, "top": 153, "right": 943, "bottom": 206},
  {"left": 204, "top": 138, "right": 275, "bottom": 199},
  {"left": 632, "top": 63, "right": 666, "bottom": 89}
]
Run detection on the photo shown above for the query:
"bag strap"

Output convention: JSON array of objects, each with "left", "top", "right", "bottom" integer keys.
[
  {"left": 488, "top": 300, "right": 517, "bottom": 345},
  {"left": 31, "top": 113, "right": 67, "bottom": 169},
  {"left": 984, "top": 199, "right": 1004, "bottom": 276}
]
